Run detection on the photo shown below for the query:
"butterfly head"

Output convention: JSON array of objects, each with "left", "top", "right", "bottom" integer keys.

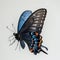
[{"left": 13, "top": 33, "right": 20, "bottom": 41}]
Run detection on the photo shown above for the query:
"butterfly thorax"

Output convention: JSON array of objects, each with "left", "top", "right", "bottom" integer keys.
[{"left": 13, "top": 33, "right": 21, "bottom": 41}]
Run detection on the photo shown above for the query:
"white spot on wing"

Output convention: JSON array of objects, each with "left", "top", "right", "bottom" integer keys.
[
  {"left": 30, "top": 27, "right": 36, "bottom": 30},
  {"left": 41, "top": 20, "right": 43, "bottom": 23},
  {"left": 33, "top": 14, "right": 36, "bottom": 17},
  {"left": 40, "top": 24, "right": 42, "bottom": 27},
  {"left": 42, "top": 17, "right": 44, "bottom": 20},
  {"left": 36, "top": 15, "right": 40, "bottom": 17},
  {"left": 32, "top": 24, "right": 37, "bottom": 26},
  {"left": 34, "top": 21, "right": 38, "bottom": 23},
  {"left": 39, "top": 28, "right": 41, "bottom": 30}
]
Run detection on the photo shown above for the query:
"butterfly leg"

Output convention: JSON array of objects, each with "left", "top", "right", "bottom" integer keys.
[
  {"left": 41, "top": 45, "right": 48, "bottom": 51},
  {"left": 41, "top": 48, "right": 48, "bottom": 54}
]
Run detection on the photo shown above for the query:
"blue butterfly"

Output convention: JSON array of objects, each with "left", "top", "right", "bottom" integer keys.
[{"left": 8, "top": 8, "right": 48, "bottom": 55}]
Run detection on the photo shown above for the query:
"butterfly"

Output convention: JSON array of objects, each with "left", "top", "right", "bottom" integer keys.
[{"left": 8, "top": 8, "right": 48, "bottom": 55}]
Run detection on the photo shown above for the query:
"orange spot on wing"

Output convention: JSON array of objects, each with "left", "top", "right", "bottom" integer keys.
[
  {"left": 38, "top": 39, "right": 43, "bottom": 47},
  {"left": 30, "top": 48, "right": 33, "bottom": 52},
  {"left": 35, "top": 32, "right": 39, "bottom": 36},
  {"left": 38, "top": 43, "right": 41, "bottom": 47}
]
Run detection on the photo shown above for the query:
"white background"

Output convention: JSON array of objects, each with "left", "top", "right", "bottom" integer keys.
[{"left": 0, "top": 0, "right": 60, "bottom": 60}]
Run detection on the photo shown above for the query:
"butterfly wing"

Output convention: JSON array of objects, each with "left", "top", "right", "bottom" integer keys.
[
  {"left": 20, "top": 8, "right": 47, "bottom": 34},
  {"left": 20, "top": 40, "right": 25, "bottom": 49},
  {"left": 17, "top": 10, "right": 32, "bottom": 49},
  {"left": 28, "top": 8, "right": 47, "bottom": 34},
  {"left": 20, "top": 8, "right": 47, "bottom": 50},
  {"left": 17, "top": 10, "right": 32, "bottom": 32}
]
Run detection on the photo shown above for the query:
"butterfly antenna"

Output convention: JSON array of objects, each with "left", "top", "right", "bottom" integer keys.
[
  {"left": 15, "top": 42, "right": 19, "bottom": 50},
  {"left": 12, "top": 24, "right": 16, "bottom": 32},
  {"left": 6, "top": 26, "right": 14, "bottom": 32},
  {"left": 9, "top": 39, "right": 16, "bottom": 46}
]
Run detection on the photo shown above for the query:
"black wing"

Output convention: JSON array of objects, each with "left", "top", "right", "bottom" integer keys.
[
  {"left": 28, "top": 8, "right": 47, "bottom": 34},
  {"left": 19, "top": 8, "right": 47, "bottom": 34}
]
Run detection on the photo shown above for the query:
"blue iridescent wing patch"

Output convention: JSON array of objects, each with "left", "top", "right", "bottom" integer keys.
[
  {"left": 17, "top": 10, "right": 32, "bottom": 32},
  {"left": 17, "top": 10, "right": 32, "bottom": 49}
]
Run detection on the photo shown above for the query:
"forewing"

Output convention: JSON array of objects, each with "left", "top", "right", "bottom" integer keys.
[
  {"left": 17, "top": 10, "right": 32, "bottom": 32},
  {"left": 28, "top": 8, "right": 47, "bottom": 34},
  {"left": 20, "top": 8, "right": 47, "bottom": 34}
]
